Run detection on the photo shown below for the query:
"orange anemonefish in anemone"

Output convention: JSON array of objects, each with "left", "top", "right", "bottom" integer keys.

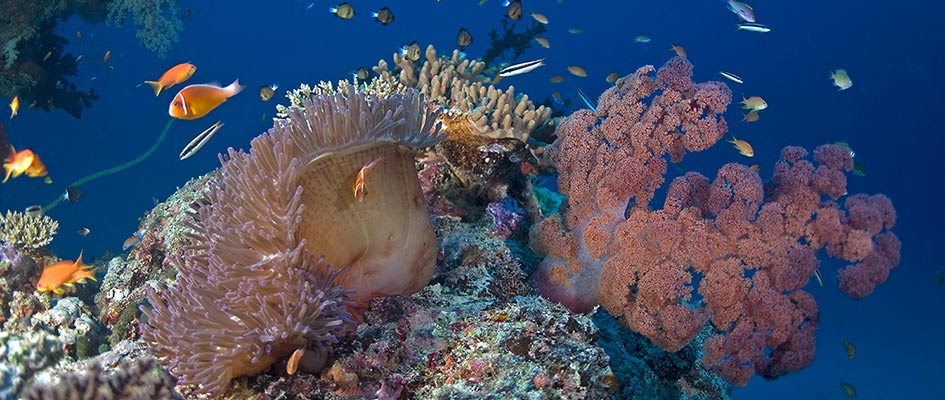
[
  {"left": 144, "top": 63, "right": 197, "bottom": 96},
  {"left": 36, "top": 251, "right": 96, "bottom": 295},
  {"left": 168, "top": 80, "right": 244, "bottom": 120},
  {"left": 3, "top": 145, "right": 47, "bottom": 183},
  {"left": 353, "top": 157, "right": 382, "bottom": 202}
]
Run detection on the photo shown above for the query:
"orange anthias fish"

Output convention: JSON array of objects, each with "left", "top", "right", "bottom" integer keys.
[
  {"left": 728, "top": 136, "right": 754, "bottom": 157},
  {"left": 353, "top": 157, "right": 382, "bottom": 202},
  {"left": 670, "top": 44, "right": 687, "bottom": 58},
  {"left": 9, "top": 96, "right": 19, "bottom": 119},
  {"left": 169, "top": 80, "right": 244, "bottom": 120},
  {"left": 3, "top": 146, "right": 47, "bottom": 183},
  {"left": 36, "top": 251, "right": 96, "bottom": 295},
  {"left": 145, "top": 63, "right": 197, "bottom": 96}
]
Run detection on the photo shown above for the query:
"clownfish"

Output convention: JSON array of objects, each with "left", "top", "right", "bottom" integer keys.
[
  {"left": 353, "top": 158, "right": 382, "bottom": 202},
  {"left": 144, "top": 63, "right": 197, "bottom": 96},
  {"left": 36, "top": 251, "right": 96, "bottom": 295},
  {"left": 168, "top": 80, "right": 243, "bottom": 120}
]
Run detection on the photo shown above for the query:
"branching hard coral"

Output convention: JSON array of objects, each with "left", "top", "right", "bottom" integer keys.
[
  {"left": 372, "top": 44, "right": 552, "bottom": 141},
  {"left": 0, "top": 210, "right": 58, "bottom": 255},
  {"left": 20, "top": 358, "right": 177, "bottom": 400},
  {"left": 141, "top": 87, "right": 443, "bottom": 396},
  {"left": 106, "top": 0, "right": 183, "bottom": 58},
  {"left": 275, "top": 76, "right": 408, "bottom": 118}
]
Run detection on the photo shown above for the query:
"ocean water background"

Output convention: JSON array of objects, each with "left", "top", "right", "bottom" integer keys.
[{"left": 0, "top": 1, "right": 942, "bottom": 398}]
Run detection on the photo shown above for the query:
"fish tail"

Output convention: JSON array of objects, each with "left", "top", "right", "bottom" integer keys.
[
  {"left": 225, "top": 79, "right": 245, "bottom": 97},
  {"left": 145, "top": 81, "right": 163, "bottom": 96}
]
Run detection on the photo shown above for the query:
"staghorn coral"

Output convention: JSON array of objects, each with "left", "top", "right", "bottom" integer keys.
[
  {"left": 372, "top": 44, "right": 552, "bottom": 141},
  {"left": 0, "top": 210, "right": 58, "bottom": 257},
  {"left": 106, "top": 0, "right": 183, "bottom": 58},
  {"left": 141, "top": 88, "right": 443, "bottom": 396},
  {"left": 19, "top": 358, "right": 177, "bottom": 400}
]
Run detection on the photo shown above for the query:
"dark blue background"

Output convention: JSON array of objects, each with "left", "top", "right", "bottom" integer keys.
[{"left": 1, "top": 1, "right": 942, "bottom": 398}]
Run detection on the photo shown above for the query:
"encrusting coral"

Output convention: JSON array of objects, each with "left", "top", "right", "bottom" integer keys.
[{"left": 141, "top": 87, "right": 444, "bottom": 396}]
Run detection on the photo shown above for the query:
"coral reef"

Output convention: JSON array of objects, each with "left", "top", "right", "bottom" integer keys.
[
  {"left": 530, "top": 57, "right": 901, "bottom": 385},
  {"left": 372, "top": 44, "right": 552, "bottom": 141},
  {"left": 105, "top": 0, "right": 184, "bottom": 58},
  {"left": 20, "top": 358, "right": 177, "bottom": 400},
  {"left": 594, "top": 312, "right": 731, "bottom": 400},
  {"left": 0, "top": 243, "right": 39, "bottom": 325},
  {"left": 0, "top": 330, "right": 65, "bottom": 398},
  {"left": 94, "top": 174, "right": 212, "bottom": 345},
  {"left": 141, "top": 87, "right": 444, "bottom": 395},
  {"left": 0, "top": 210, "right": 59, "bottom": 258}
]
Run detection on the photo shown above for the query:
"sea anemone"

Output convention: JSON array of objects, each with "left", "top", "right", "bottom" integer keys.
[{"left": 140, "top": 87, "right": 443, "bottom": 395}]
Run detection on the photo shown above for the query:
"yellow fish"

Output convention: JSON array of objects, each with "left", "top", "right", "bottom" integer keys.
[
  {"left": 728, "top": 136, "right": 754, "bottom": 157},
  {"left": 742, "top": 110, "right": 759, "bottom": 122},
  {"left": 670, "top": 44, "right": 687, "bottom": 58},
  {"left": 740, "top": 96, "right": 767, "bottom": 112},
  {"left": 534, "top": 37, "right": 550, "bottom": 48},
  {"left": 530, "top": 12, "right": 548, "bottom": 24},
  {"left": 9, "top": 96, "right": 19, "bottom": 119},
  {"left": 843, "top": 340, "right": 855, "bottom": 359},
  {"left": 567, "top": 66, "right": 587, "bottom": 77},
  {"left": 839, "top": 382, "right": 857, "bottom": 398},
  {"left": 830, "top": 69, "right": 853, "bottom": 90}
]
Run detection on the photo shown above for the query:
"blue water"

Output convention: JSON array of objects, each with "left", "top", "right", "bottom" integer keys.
[{"left": 1, "top": 1, "right": 942, "bottom": 398}]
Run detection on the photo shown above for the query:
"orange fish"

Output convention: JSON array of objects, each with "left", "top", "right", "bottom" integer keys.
[
  {"left": 353, "top": 157, "right": 382, "bottom": 202},
  {"left": 103, "top": 50, "right": 111, "bottom": 63},
  {"left": 168, "top": 80, "right": 244, "bottom": 120},
  {"left": 549, "top": 75, "right": 564, "bottom": 83},
  {"left": 534, "top": 37, "right": 550, "bottom": 48},
  {"left": 9, "top": 96, "right": 19, "bottom": 119},
  {"left": 36, "top": 251, "right": 96, "bottom": 295},
  {"left": 3, "top": 146, "right": 47, "bottom": 183},
  {"left": 287, "top": 348, "right": 304, "bottom": 375},
  {"left": 728, "top": 136, "right": 754, "bottom": 157},
  {"left": 145, "top": 63, "right": 197, "bottom": 96},
  {"left": 670, "top": 44, "right": 687, "bottom": 58}
]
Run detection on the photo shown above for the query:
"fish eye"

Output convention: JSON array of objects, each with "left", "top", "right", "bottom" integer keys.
[{"left": 173, "top": 101, "right": 180, "bottom": 106}]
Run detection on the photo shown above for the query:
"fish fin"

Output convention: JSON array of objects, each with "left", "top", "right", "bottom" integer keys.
[
  {"left": 226, "top": 79, "right": 245, "bottom": 97},
  {"left": 144, "top": 81, "right": 163, "bottom": 96},
  {"left": 54, "top": 287, "right": 64, "bottom": 295}
]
